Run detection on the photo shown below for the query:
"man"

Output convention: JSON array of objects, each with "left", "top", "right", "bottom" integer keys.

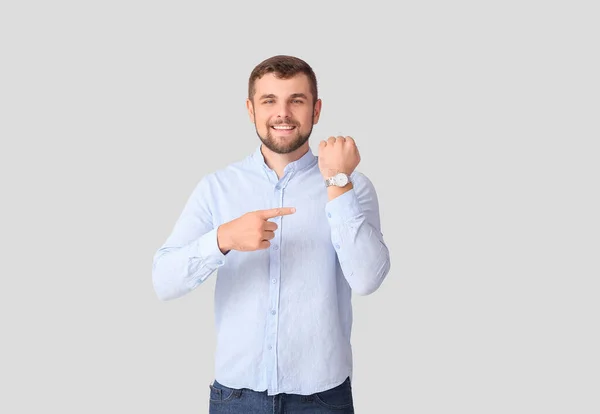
[{"left": 152, "top": 55, "right": 391, "bottom": 413}]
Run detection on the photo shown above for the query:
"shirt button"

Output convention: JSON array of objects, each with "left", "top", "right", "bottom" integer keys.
[
  {"left": 271, "top": 310, "right": 276, "bottom": 315},
  {"left": 268, "top": 345, "right": 272, "bottom": 350},
  {"left": 275, "top": 185, "right": 281, "bottom": 190},
  {"left": 217, "top": 260, "right": 224, "bottom": 265},
  {"left": 327, "top": 212, "right": 332, "bottom": 218},
  {"left": 335, "top": 244, "right": 340, "bottom": 250},
  {"left": 273, "top": 245, "right": 279, "bottom": 250},
  {"left": 272, "top": 279, "right": 277, "bottom": 284}
]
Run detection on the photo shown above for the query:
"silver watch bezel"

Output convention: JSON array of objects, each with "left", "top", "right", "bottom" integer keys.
[{"left": 325, "top": 172, "right": 350, "bottom": 187}]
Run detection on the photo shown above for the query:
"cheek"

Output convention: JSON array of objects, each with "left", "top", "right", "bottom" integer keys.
[
  {"left": 253, "top": 113, "right": 269, "bottom": 127},
  {"left": 298, "top": 112, "right": 314, "bottom": 126}
]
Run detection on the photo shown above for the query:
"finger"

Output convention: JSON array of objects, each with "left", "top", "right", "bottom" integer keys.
[
  {"left": 259, "top": 240, "right": 271, "bottom": 250},
  {"left": 319, "top": 139, "right": 327, "bottom": 148},
  {"left": 263, "top": 230, "right": 275, "bottom": 240},
  {"left": 260, "top": 207, "right": 296, "bottom": 219},
  {"left": 336, "top": 136, "right": 345, "bottom": 142},
  {"left": 345, "top": 136, "right": 355, "bottom": 146},
  {"left": 264, "top": 221, "right": 278, "bottom": 231},
  {"left": 327, "top": 136, "right": 336, "bottom": 145}
]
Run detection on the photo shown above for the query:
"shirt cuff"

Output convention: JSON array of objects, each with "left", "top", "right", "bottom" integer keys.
[
  {"left": 325, "top": 188, "right": 362, "bottom": 225},
  {"left": 196, "top": 228, "right": 227, "bottom": 266}
]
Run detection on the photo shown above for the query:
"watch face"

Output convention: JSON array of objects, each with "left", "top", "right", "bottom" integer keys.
[{"left": 335, "top": 173, "right": 349, "bottom": 186}]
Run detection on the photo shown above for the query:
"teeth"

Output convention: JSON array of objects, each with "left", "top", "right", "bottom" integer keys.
[{"left": 272, "top": 125, "right": 294, "bottom": 130}]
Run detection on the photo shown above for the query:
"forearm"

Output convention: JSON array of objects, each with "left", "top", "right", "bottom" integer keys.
[
  {"left": 330, "top": 214, "right": 390, "bottom": 295},
  {"left": 152, "top": 228, "right": 225, "bottom": 301},
  {"left": 325, "top": 178, "right": 391, "bottom": 295}
]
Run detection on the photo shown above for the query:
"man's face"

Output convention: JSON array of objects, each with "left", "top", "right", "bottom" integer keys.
[{"left": 247, "top": 73, "right": 321, "bottom": 154}]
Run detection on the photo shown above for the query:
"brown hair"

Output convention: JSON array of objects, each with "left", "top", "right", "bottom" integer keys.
[{"left": 248, "top": 55, "right": 318, "bottom": 104}]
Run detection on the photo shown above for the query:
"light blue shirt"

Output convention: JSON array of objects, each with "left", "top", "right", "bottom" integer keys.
[{"left": 152, "top": 144, "right": 391, "bottom": 396}]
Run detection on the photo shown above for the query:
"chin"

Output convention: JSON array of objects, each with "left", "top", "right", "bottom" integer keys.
[
  {"left": 258, "top": 134, "right": 307, "bottom": 155},
  {"left": 269, "top": 138, "right": 308, "bottom": 154},
  {"left": 264, "top": 142, "right": 300, "bottom": 154}
]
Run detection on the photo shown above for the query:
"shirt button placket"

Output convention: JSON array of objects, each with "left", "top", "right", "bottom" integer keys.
[{"left": 267, "top": 180, "right": 285, "bottom": 392}]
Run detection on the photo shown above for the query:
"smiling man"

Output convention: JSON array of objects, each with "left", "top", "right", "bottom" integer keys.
[{"left": 152, "top": 55, "right": 391, "bottom": 414}]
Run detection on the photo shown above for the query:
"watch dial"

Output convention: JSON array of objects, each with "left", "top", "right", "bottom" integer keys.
[{"left": 336, "top": 173, "right": 348, "bottom": 186}]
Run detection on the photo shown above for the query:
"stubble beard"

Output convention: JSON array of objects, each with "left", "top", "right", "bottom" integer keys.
[{"left": 254, "top": 115, "right": 314, "bottom": 155}]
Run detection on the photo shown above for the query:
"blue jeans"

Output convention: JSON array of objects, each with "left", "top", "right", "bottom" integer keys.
[{"left": 208, "top": 377, "right": 355, "bottom": 413}]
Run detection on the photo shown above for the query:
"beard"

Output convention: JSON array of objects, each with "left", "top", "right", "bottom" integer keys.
[{"left": 254, "top": 116, "right": 314, "bottom": 155}]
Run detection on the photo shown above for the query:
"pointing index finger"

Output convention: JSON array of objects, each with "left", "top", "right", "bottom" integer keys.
[{"left": 260, "top": 207, "right": 296, "bottom": 219}]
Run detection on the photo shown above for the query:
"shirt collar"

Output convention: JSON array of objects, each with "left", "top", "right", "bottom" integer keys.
[{"left": 252, "top": 143, "right": 316, "bottom": 173}]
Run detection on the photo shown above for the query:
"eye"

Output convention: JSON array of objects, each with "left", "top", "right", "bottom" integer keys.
[
  {"left": 263, "top": 100, "right": 274, "bottom": 104},
  {"left": 292, "top": 99, "right": 303, "bottom": 104}
]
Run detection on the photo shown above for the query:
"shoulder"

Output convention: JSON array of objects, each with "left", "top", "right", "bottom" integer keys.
[{"left": 193, "top": 151, "right": 257, "bottom": 192}]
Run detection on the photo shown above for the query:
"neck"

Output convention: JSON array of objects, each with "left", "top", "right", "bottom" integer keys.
[{"left": 261, "top": 142, "right": 309, "bottom": 179}]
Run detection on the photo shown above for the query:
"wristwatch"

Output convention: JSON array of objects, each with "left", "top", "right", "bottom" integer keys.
[{"left": 325, "top": 172, "right": 351, "bottom": 188}]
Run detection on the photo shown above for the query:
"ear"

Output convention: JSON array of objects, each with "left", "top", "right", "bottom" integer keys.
[
  {"left": 246, "top": 98, "right": 255, "bottom": 123},
  {"left": 312, "top": 99, "right": 322, "bottom": 125}
]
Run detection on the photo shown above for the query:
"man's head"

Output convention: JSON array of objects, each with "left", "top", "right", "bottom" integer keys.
[{"left": 246, "top": 55, "right": 322, "bottom": 154}]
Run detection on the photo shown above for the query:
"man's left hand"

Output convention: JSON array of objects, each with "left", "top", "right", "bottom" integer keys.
[{"left": 318, "top": 136, "right": 361, "bottom": 179}]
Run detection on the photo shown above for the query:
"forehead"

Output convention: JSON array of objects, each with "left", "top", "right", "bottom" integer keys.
[{"left": 254, "top": 72, "right": 312, "bottom": 98}]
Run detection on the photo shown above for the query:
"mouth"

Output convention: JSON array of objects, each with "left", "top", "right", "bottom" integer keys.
[{"left": 271, "top": 125, "right": 297, "bottom": 135}]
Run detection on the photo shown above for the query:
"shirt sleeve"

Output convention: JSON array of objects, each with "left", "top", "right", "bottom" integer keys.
[
  {"left": 152, "top": 175, "right": 226, "bottom": 301},
  {"left": 324, "top": 171, "right": 391, "bottom": 295}
]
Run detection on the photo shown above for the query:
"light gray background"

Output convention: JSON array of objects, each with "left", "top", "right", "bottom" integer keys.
[{"left": 1, "top": 1, "right": 598, "bottom": 413}]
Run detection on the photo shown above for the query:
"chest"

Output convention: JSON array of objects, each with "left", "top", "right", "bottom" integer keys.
[{"left": 210, "top": 173, "right": 333, "bottom": 249}]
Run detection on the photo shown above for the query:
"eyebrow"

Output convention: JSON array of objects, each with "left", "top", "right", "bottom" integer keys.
[{"left": 258, "top": 93, "right": 309, "bottom": 100}]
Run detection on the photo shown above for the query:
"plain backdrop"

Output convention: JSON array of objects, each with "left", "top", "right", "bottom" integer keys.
[{"left": 1, "top": 1, "right": 598, "bottom": 413}]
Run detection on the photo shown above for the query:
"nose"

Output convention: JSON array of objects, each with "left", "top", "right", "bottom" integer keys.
[{"left": 276, "top": 102, "right": 292, "bottom": 120}]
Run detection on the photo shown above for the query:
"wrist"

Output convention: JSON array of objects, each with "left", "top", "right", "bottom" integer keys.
[
  {"left": 217, "top": 224, "right": 232, "bottom": 254},
  {"left": 327, "top": 182, "right": 353, "bottom": 200}
]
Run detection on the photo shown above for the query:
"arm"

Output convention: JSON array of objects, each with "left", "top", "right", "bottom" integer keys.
[
  {"left": 152, "top": 176, "right": 226, "bottom": 301},
  {"left": 325, "top": 172, "right": 391, "bottom": 296}
]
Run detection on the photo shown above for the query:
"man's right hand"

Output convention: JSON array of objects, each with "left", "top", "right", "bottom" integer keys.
[{"left": 217, "top": 207, "right": 296, "bottom": 254}]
